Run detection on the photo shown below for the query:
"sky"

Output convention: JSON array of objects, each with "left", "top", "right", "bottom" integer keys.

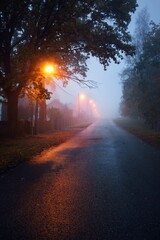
[{"left": 51, "top": 0, "right": 160, "bottom": 119}]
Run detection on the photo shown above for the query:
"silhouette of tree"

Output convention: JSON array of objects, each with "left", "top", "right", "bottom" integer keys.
[{"left": 0, "top": 0, "right": 137, "bottom": 136}]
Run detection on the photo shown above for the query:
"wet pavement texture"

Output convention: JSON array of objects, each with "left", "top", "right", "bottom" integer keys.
[{"left": 0, "top": 119, "right": 160, "bottom": 240}]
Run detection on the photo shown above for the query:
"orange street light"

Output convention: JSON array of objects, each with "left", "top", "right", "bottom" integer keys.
[{"left": 43, "top": 64, "right": 55, "bottom": 75}]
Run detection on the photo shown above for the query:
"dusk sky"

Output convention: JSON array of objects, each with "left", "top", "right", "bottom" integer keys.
[{"left": 51, "top": 0, "right": 160, "bottom": 118}]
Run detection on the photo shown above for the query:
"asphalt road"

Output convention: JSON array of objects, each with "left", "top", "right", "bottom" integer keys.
[{"left": 1, "top": 119, "right": 160, "bottom": 240}]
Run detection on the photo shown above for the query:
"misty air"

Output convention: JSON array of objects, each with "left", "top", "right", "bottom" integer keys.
[{"left": 0, "top": 0, "right": 160, "bottom": 239}]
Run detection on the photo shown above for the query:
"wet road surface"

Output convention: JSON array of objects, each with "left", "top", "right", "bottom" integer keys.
[{"left": 0, "top": 119, "right": 160, "bottom": 239}]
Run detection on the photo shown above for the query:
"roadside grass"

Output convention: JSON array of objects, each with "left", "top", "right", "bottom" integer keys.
[
  {"left": 0, "top": 125, "right": 90, "bottom": 173},
  {"left": 114, "top": 118, "right": 160, "bottom": 148}
]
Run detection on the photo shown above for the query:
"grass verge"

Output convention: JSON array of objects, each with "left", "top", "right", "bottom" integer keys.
[
  {"left": 114, "top": 118, "right": 160, "bottom": 148},
  {"left": 0, "top": 125, "right": 90, "bottom": 173}
]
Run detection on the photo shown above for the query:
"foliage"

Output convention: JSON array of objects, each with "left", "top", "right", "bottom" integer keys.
[
  {"left": 121, "top": 12, "right": 160, "bottom": 129},
  {"left": 0, "top": 0, "right": 137, "bottom": 92},
  {"left": 133, "top": 7, "right": 150, "bottom": 60},
  {"left": 0, "top": 0, "right": 137, "bottom": 135},
  {"left": 20, "top": 69, "right": 53, "bottom": 101}
]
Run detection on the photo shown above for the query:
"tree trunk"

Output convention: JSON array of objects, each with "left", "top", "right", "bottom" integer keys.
[
  {"left": 7, "top": 91, "right": 19, "bottom": 137},
  {"left": 39, "top": 100, "right": 46, "bottom": 122},
  {"left": 39, "top": 100, "right": 47, "bottom": 133},
  {"left": 34, "top": 99, "right": 39, "bottom": 135}
]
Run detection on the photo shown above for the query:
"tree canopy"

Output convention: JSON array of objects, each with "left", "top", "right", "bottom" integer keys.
[
  {"left": 121, "top": 12, "right": 160, "bottom": 130},
  {"left": 0, "top": 0, "right": 137, "bottom": 135},
  {"left": 0, "top": 0, "right": 137, "bottom": 91}
]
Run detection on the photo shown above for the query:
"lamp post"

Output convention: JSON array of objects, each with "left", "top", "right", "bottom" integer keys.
[
  {"left": 34, "top": 63, "right": 54, "bottom": 134},
  {"left": 39, "top": 64, "right": 55, "bottom": 121}
]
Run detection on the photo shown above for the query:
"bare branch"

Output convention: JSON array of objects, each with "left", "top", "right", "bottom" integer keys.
[{"left": 54, "top": 73, "right": 98, "bottom": 89}]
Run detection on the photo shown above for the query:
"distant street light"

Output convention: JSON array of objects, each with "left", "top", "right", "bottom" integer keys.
[
  {"left": 78, "top": 93, "right": 85, "bottom": 117},
  {"left": 80, "top": 93, "right": 85, "bottom": 101}
]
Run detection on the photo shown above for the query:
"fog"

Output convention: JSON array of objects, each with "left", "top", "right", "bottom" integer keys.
[{"left": 48, "top": 0, "right": 160, "bottom": 119}]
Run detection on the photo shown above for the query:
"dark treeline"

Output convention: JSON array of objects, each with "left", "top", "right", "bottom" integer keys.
[{"left": 120, "top": 8, "right": 160, "bottom": 130}]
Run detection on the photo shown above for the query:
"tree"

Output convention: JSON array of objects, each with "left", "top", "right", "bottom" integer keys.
[
  {"left": 133, "top": 7, "right": 150, "bottom": 60},
  {"left": 120, "top": 8, "right": 151, "bottom": 118},
  {"left": 0, "top": 0, "right": 137, "bottom": 136},
  {"left": 121, "top": 21, "right": 160, "bottom": 129}
]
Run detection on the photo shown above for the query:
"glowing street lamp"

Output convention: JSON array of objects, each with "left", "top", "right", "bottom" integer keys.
[
  {"left": 80, "top": 93, "right": 85, "bottom": 101},
  {"left": 43, "top": 64, "right": 55, "bottom": 75}
]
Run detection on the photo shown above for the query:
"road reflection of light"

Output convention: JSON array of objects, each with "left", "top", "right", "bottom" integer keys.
[
  {"left": 46, "top": 162, "right": 90, "bottom": 232},
  {"left": 27, "top": 121, "right": 110, "bottom": 232},
  {"left": 30, "top": 123, "right": 95, "bottom": 167},
  {"left": 16, "top": 120, "right": 122, "bottom": 239},
  {"left": 26, "top": 126, "right": 96, "bottom": 237}
]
